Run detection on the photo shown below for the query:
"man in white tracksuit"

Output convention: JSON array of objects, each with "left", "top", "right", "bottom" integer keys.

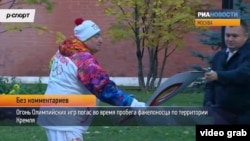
[{"left": 37, "top": 18, "right": 145, "bottom": 141}]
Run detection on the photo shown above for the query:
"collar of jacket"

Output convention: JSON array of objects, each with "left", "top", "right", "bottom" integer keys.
[{"left": 222, "top": 41, "right": 250, "bottom": 55}]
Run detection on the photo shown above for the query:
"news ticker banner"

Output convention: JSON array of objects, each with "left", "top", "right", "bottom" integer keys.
[
  {"left": 0, "top": 9, "right": 35, "bottom": 23},
  {"left": 0, "top": 95, "right": 96, "bottom": 107},
  {"left": 195, "top": 10, "right": 240, "bottom": 26},
  {"left": 0, "top": 106, "right": 214, "bottom": 126},
  {"left": 196, "top": 125, "right": 249, "bottom": 141}
]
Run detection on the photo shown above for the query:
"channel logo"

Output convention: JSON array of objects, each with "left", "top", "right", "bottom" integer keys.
[
  {"left": 0, "top": 9, "right": 36, "bottom": 23},
  {"left": 195, "top": 10, "right": 240, "bottom": 26}
]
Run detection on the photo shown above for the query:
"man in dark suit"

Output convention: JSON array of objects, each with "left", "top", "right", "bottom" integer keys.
[{"left": 203, "top": 19, "right": 250, "bottom": 124}]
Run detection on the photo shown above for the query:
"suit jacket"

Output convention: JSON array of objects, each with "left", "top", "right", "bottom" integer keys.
[{"left": 204, "top": 42, "right": 250, "bottom": 121}]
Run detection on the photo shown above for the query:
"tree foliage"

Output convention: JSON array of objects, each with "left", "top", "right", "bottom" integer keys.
[{"left": 98, "top": 0, "right": 210, "bottom": 90}]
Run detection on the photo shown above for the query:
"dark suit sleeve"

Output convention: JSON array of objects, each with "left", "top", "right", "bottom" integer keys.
[
  {"left": 203, "top": 81, "right": 215, "bottom": 107},
  {"left": 216, "top": 52, "right": 250, "bottom": 85},
  {"left": 203, "top": 52, "right": 218, "bottom": 107}
]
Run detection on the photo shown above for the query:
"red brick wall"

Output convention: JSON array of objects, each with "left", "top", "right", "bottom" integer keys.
[{"left": 0, "top": 0, "right": 245, "bottom": 77}]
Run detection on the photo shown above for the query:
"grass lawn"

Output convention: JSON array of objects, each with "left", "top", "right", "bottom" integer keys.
[{"left": 0, "top": 88, "right": 204, "bottom": 141}]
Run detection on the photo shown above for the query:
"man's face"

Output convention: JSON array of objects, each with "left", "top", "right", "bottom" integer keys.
[
  {"left": 224, "top": 26, "right": 248, "bottom": 51},
  {"left": 84, "top": 34, "right": 103, "bottom": 54}
]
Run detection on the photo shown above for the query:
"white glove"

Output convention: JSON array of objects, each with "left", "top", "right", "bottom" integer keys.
[{"left": 130, "top": 98, "right": 146, "bottom": 107}]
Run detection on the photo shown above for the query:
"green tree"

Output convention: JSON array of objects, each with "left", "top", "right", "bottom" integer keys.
[{"left": 98, "top": 0, "right": 210, "bottom": 90}]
